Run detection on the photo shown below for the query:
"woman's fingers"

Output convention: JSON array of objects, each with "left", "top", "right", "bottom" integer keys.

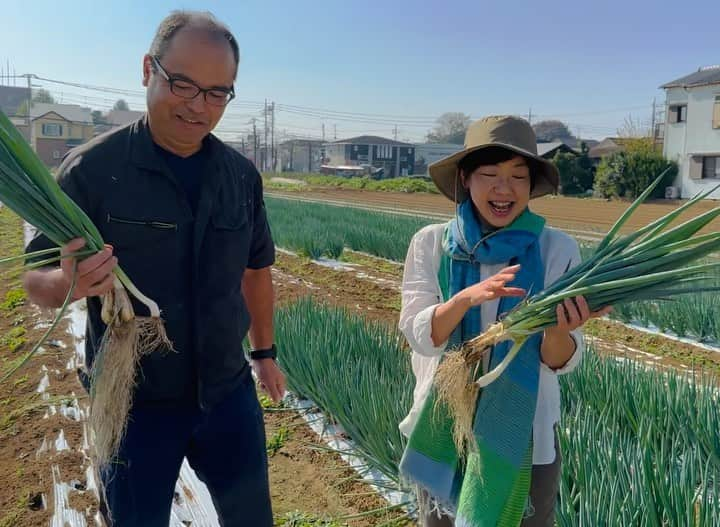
[{"left": 574, "top": 296, "right": 591, "bottom": 320}]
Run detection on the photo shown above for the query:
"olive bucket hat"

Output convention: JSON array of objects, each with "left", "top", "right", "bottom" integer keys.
[{"left": 429, "top": 115, "right": 560, "bottom": 203}]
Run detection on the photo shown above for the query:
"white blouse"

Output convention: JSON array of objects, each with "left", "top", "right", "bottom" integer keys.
[{"left": 398, "top": 222, "right": 585, "bottom": 465}]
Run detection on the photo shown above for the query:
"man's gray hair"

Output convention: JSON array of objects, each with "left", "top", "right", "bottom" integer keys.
[{"left": 149, "top": 11, "right": 240, "bottom": 73}]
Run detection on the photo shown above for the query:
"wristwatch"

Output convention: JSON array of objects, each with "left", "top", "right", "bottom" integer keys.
[{"left": 250, "top": 344, "right": 277, "bottom": 361}]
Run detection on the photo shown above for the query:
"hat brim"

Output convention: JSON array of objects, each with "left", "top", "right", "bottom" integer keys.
[{"left": 428, "top": 143, "right": 559, "bottom": 203}]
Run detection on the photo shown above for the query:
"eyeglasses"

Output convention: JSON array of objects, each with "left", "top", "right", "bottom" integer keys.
[{"left": 151, "top": 56, "right": 235, "bottom": 107}]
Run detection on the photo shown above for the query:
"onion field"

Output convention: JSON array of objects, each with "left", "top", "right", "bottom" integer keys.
[
  {"left": 267, "top": 196, "right": 720, "bottom": 347},
  {"left": 275, "top": 299, "right": 720, "bottom": 525}
]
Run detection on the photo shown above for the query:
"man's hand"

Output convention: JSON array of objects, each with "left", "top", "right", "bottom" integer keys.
[
  {"left": 23, "top": 238, "right": 118, "bottom": 309},
  {"left": 251, "top": 358, "right": 286, "bottom": 403},
  {"left": 61, "top": 238, "right": 117, "bottom": 300}
]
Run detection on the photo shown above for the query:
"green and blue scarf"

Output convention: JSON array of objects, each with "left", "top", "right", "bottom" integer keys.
[{"left": 400, "top": 199, "right": 546, "bottom": 527}]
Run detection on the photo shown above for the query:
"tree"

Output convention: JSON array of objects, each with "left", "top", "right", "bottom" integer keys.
[
  {"left": 15, "top": 101, "right": 29, "bottom": 117},
  {"left": 594, "top": 146, "right": 677, "bottom": 200},
  {"left": 616, "top": 113, "right": 649, "bottom": 138},
  {"left": 113, "top": 99, "right": 130, "bottom": 111},
  {"left": 427, "top": 112, "right": 471, "bottom": 144},
  {"left": 15, "top": 89, "right": 56, "bottom": 116},
  {"left": 532, "top": 120, "right": 575, "bottom": 143},
  {"left": 553, "top": 146, "right": 594, "bottom": 195},
  {"left": 32, "top": 89, "right": 55, "bottom": 104},
  {"left": 91, "top": 110, "right": 107, "bottom": 125}
]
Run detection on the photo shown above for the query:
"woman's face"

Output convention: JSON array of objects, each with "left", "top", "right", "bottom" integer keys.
[{"left": 462, "top": 155, "right": 532, "bottom": 229}]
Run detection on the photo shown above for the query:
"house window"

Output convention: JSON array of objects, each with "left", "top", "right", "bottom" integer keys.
[
  {"left": 703, "top": 156, "right": 720, "bottom": 179},
  {"left": 668, "top": 104, "right": 687, "bottom": 124},
  {"left": 42, "top": 123, "right": 63, "bottom": 136},
  {"left": 713, "top": 96, "right": 720, "bottom": 129},
  {"left": 376, "top": 145, "right": 392, "bottom": 159},
  {"left": 690, "top": 155, "right": 720, "bottom": 180}
]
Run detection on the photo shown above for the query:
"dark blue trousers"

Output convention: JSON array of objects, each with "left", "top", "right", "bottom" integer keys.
[{"left": 100, "top": 375, "right": 272, "bottom": 526}]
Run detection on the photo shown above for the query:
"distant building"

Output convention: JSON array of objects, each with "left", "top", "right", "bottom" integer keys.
[
  {"left": 661, "top": 65, "right": 720, "bottom": 198},
  {"left": 588, "top": 138, "right": 628, "bottom": 161},
  {"left": 106, "top": 109, "right": 144, "bottom": 127},
  {"left": 93, "top": 109, "right": 145, "bottom": 135},
  {"left": 279, "top": 139, "right": 325, "bottom": 173},
  {"left": 413, "top": 143, "right": 463, "bottom": 175},
  {"left": 536, "top": 141, "right": 578, "bottom": 159},
  {"left": 323, "top": 135, "right": 414, "bottom": 178},
  {"left": 30, "top": 103, "right": 94, "bottom": 167}
]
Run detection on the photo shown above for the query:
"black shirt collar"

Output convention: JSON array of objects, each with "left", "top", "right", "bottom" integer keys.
[{"left": 129, "top": 114, "right": 223, "bottom": 172}]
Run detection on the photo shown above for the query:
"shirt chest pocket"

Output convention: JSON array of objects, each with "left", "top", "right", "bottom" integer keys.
[
  {"left": 105, "top": 213, "right": 180, "bottom": 251},
  {"left": 207, "top": 203, "right": 251, "bottom": 267}
]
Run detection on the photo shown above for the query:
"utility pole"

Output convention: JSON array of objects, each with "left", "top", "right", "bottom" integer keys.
[
  {"left": 334, "top": 124, "right": 337, "bottom": 140},
  {"left": 270, "top": 102, "right": 275, "bottom": 172},
  {"left": 250, "top": 118, "right": 258, "bottom": 166},
  {"left": 25, "top": 74, "right": 32, "bottom": 145},
  {"left": 528, "top": 108, "right": 532, "bottom": 125},
  {"left": 651, "top": 97, "right": 657, "bottom": 140},
  {"left": 263, "top": 99, "right": 268, "bottom": 171},
  {"left": 322, "top": 123, "right": 325, "bottom": 141},
  {"left": 393, "top": 125, "right": 398, "bottom": 141}
]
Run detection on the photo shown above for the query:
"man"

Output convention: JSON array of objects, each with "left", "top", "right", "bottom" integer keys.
[{"left": 23, "top": 11, "right": 284, "bottom": 526}]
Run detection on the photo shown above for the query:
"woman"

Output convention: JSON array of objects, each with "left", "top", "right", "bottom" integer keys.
[{"left": 398, "top": 115, "right": 609, "bottom": 527}]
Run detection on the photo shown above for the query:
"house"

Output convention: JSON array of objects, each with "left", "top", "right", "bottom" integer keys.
[
  {"left": 536, "top": 141, "right": 578, "bottom": 159},
  {"left": 278, "top": 139, "right": 325, "bottom": 173},
  {"left": 105, "top": 109, "right": 144, "bottom": 127},
  {"left": 412, "top": 141, "right": 578, "bottom": 175},
  {"left": 588, "top": 138, "right": 627, "bottom": 161},
  {"left": 30, "top": 103, "right": 94, "bottom": 167},
  {"left": 323, "top": 135, "right": 415, "bottom": 178},
  {"left": 93, "top": 109, "right": 145, "bottom": 135},
  {"left": 661, "top": 65, "right": 720, "bottom": 198},
  {"left": 0, "top": 85, "right": 31, "bottom": 140},
  {"left": 413, "top": 143, "right": 463, "bottom": 175}
]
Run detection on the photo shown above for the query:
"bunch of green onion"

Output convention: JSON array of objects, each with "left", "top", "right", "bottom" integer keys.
[
  {"left": 0, "top": 108, "right": 170, "bottom": 474},
  {"left": 436, "top": 170, "right": 720, "bottom": 451},
  {"left": 0, "top": 109, "right": 164, "bottom": 381}
]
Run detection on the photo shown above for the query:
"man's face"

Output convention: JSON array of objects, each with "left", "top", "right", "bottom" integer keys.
[{"left": 142, "top": 28, "right": 236, "bottom": 154}]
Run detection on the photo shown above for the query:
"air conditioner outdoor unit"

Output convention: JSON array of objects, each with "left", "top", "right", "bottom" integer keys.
[{"left": 665, "top": 186, "right": 680, "bottom": 199}]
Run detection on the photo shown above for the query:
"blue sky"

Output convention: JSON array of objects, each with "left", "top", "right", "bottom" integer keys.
[{"left": 2, "top": 0, "right": 718, "bottom": 142}]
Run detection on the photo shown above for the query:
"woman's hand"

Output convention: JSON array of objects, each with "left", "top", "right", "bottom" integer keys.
[
  {"left": 456, "top": 264, "right": 526, "bottom": 308},
  {"left": 548, "top": 296, "right": 612, "bottom": 334},
  {"left": 541, "top": 296, "right": 612, "bottom": 369}
]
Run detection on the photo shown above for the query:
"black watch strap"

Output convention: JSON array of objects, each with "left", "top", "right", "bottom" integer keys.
[{"left": 250, "top": 344, "right": 277, "bottom": 360}]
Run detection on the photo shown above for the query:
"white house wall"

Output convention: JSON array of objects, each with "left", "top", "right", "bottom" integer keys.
[{"left": 664, "top": 85, "right": 720, "bottom": 198}]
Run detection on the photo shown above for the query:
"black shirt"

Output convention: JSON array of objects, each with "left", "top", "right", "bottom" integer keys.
[
  {"left": 154, "top": 143, "right": 207, "bottom": 215},
  {"left": 26, "top": 116, "right": 275, "bottom": 410}
]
